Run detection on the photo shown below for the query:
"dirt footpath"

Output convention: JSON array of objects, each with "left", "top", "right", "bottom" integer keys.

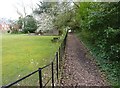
[{"left": 61, "top": 33, "right": 109, "bottom": 86}]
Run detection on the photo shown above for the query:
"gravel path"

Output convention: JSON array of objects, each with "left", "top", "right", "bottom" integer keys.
[{"left": 61, "top": 33, "right": 109, "bottom": 87}]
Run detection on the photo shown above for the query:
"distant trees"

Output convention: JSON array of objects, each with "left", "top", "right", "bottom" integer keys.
[
  {"left": 53, "top": 2, "right": 74, "bottom": 30},
  {"left": 17, "top": 17, "right": 23, "bottom": 29},
  {"left": 34, "top": 13, "right": 54, "bottom": 32},
  {"left": 13, "top": 0, "right": 38, "bottom": 34},
  {"left": 9, "top": 15, "right": 37, "bottom": 34},
  {"left": 33, "top": 2, "right": 57, "bottom": 15},
  {"left": 33, "top": 1, "right": 74, "bottom": 34},
  {"left": 8, "top": 19, "right": 21, "bottom": 34},
  {"left": 33, "top": 2, "right": 56, "bottom": 33},
  {"left": 23, "top": 15, "right": 38, "bottom": 33},
  {"left": 9, "top": 23, "right": 20, "bottom": 34}
]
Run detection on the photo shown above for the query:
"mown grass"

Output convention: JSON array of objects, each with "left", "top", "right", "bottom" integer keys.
[
  {"left": 2, "top": 34, "right": 61, "bottom": 86},
  {"left": 76, "top": 31, "right": 120, "bottom": 87}
]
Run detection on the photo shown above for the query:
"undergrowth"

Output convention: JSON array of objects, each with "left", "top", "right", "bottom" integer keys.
[{"left": 76, "top": 32, "right": 120, "bottom": 87}]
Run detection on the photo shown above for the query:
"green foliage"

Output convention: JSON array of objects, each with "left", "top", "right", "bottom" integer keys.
[
  {"left": 17, "top": 17, "right": 23, "bottom": 29},
  {"left": 23, "top": 15, "right": 38, "bottom": 33},
  {"left": 11, "top": 30, "right": 18, "bottom": 34},
  {"left": 74, "top": 2, "right": 120, "bottom": 61},
  {"left": 33, "top": 2, "right": 120, "bottom": 85},
  {"left": 58, "top": 29, "right": 63, "bottom": 35},
  {"left": 97, "top": 27, "right": 120, "bottom": 60},
  {"left": 34, "top": 1, "right": 59, "bottom": 16},
  {"left": 87, "top": 2, "right": 120, "bottom": 30},
  {"left": 51, "top": 37, "right": 60, "bottom": 42},
  {"left": 53, "top": 2, "right": 75, "bottom": 30},
  {"left": 34, "top": 2, "right": 74, "bottom": 31},
  {"left": 75, "top": 2, "right": 120, "bottom": 86},
  {"left": 53, "top": 11, "right": 73, "bottom": 29}
]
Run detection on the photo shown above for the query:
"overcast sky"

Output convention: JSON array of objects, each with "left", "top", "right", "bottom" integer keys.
[
  {"left": 0, "top": 0, "right": 40, "bottom": 20},
  {"left": 0, "top": 0, "right": 119, "bottom": 20}
]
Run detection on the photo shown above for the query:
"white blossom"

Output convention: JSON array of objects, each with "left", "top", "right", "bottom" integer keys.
[{"left": 34, "top": 13, "right": 54, "bottom": 32}]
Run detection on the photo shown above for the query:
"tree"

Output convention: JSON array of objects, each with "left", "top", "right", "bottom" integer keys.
[
  {"left": 17, "top": 17, "right": 23, "bottom": 29},
  {"left": 33, "top": 2, "right": 60, "bottom": 33},
  {"left": 73, "top": 2, "right": 120, "bottom": 61},
  {"left": 23, "top": 15, "right": 37, "bottom": 33},
  {"left": 35, "top": 13, "right": 54, "bottom": 32},
  {"left": 33, "top": 1, "right": 59, "bottom": 16},
  {"left": 52, "top": 2, "right": 75, "bottom": 30}
]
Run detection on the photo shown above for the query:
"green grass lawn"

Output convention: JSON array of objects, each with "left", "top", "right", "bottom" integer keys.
[{"left": 2, "top": 34, "right": 61, "bottom": 86}]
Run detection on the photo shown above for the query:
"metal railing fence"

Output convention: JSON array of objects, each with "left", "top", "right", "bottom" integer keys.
[{"left": 2, "top": 30, "right": 68, "bottom": 88}]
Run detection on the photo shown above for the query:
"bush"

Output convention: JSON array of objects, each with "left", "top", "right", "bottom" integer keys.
[
  {"left": 58, "top": 29, "right": 63, "bottom": 35},
  {"left": 7, "top": 30, "right": 10, "bottom": 33},
  {"left": 51, "top": 37, "right": 60, "bottom": 42},
  {"left": 23, "top": 15, "right": 38, "bottom": 33}
]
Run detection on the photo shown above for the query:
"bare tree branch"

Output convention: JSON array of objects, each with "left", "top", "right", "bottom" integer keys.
[{"left": 73, "top": 2, "right": 80, "bottom": 8}]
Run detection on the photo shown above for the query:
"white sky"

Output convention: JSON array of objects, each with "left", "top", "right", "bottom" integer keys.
[
  {"left": 0, "top": 0, "right": 40, "bottom": 20},
  {"left": 1, "top": 0, "right": 118, "bottom": 20}
]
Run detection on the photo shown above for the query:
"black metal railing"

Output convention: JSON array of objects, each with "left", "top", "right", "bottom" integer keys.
[{"left": 2, "top": 31, "right": 68, "bottom": 88}]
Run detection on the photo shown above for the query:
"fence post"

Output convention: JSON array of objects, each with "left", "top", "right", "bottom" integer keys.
[
  {"left": 51, "top": 62, "right": 54, "bottom": 88},
  {"left": 59, "top": 47, "right": 61, "bottom": 69},
  {"left": 38, "top": 68, "right": 42, "bottom": 88},
  {"left": 56, "top": 52, "right": 59, "bottom": 80}
]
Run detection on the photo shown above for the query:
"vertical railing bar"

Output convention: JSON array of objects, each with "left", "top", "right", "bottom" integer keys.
[
  {"left": 38, "top": 68, "right": 42, "bottom": 88},
  {"left": 56, "top": 52, "right": 59, "bottom": 80},
  {"left": 59, "top": 47, "right": 61, "bottom": 69},
  {"left": 51, "top": 62, "right": 54, "bottom": 88}
]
